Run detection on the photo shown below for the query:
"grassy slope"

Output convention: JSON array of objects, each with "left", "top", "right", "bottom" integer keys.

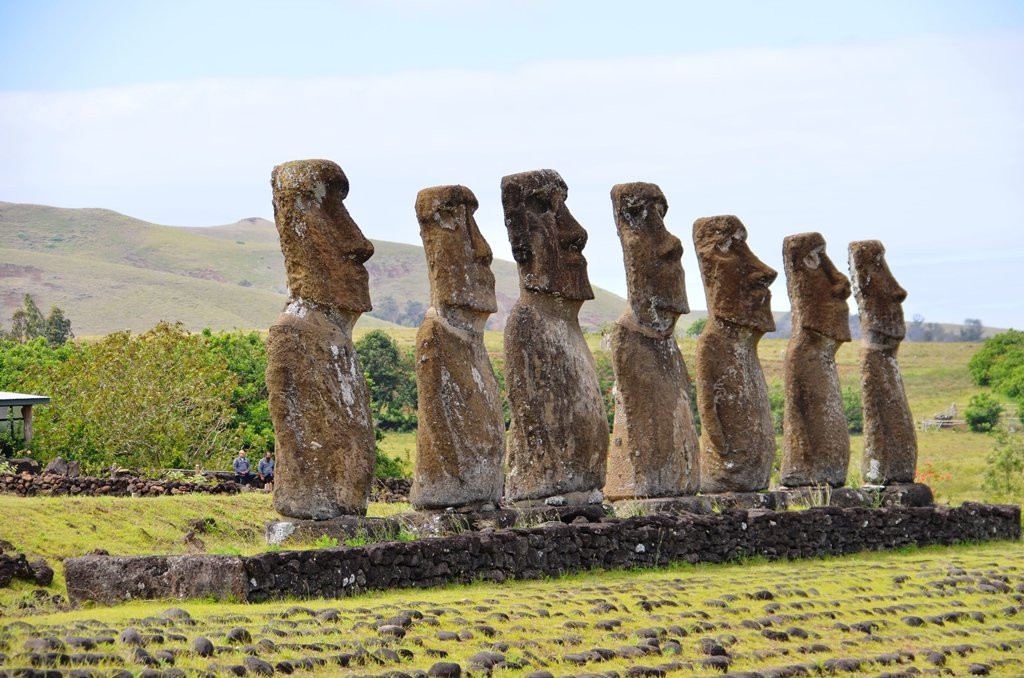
[{"left": 0, "top": 201, "right": 627, "bottom": 335}]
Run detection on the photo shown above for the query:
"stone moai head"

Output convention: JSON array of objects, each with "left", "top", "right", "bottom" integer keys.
[
  {"left": 271, "top": 159, "right": 374, "bottom": 313},
  {"left": 416, "top": 185, "right": 497, "bottom": 315},
  {"left": 612, "top": 182, "right": 689, "bottom": 333},
  {"left": 501, "top": 169, "right": 594, "bottom": 301},
  {"left": 783, "top": 232, "right": 852, "bottom": 342},
  {"left": 849, "top": 240, "right": 907, "bottom": 341},
  {"left": 693, "top": 215, "right": 777, "bottom": 334}
]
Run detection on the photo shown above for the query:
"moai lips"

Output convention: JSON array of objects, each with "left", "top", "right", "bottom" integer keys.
[
  {"left": 693, "top": 215, "right": 777, "bottom": 493},
  {"left": 410, "top": 185, "right": 505, "bottom": 510},
  {"left": 265, "top": 159, "right": 377, "bottom": 519},
  {"left": 501, "top": 169, "right": 609, "bottom": 506},
  {"left": 850, "top": 240, "right": 917, "bottom": 485},
  {"left": 604, "top": 182, "right": 700, "bottom": 500},
  {"left": 780, "top": 232, "right": 852, "bottom": 488}
]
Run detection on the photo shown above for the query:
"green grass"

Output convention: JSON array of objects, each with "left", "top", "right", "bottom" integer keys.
[{"left": 3, "top": 542, "right": 1024, "bottom": 675}]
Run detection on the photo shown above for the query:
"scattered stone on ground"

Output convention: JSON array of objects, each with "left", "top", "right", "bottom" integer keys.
[{"left": 4, "top": 544, "right": 1024, "bottom": 675}]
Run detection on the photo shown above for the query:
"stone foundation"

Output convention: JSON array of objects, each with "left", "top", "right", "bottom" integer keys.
[{"left": 64, "top": 502, "right": 1020, "bottom": 605}]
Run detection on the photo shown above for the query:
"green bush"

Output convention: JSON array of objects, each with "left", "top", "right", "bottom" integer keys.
[
  {"left": 768, "top": 383, "right": 785, "bottom": 435},
  {"left": 354, "top": 330, "right": 417, "bottom": 431},
  {"left": 0, "top": 336, "right": 74, "bottom": 391},
  {"left": 201, "top": 329, "right": 273, "bottom": 454},
  {"left": 18, "top": 323, "right": 240, "bottom": 469},
  {"left": 843, "top": 387, "right": 863, "bottom": 434},
  {"left": 983, "top": 429, "right": 1024, "bottom": 500},
  {"left": 969, "top": 330, "right": 1024, "bottom": 396},
  {"left": 965, "top": 393, "right": 1004, "bottom": 433}
]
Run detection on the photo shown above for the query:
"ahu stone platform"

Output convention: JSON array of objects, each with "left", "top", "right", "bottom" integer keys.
[{"left": 64, "top": 502, "right": 1020, "bottom": 605}]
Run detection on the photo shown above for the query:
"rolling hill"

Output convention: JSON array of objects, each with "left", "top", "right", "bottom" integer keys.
[{"left": 0, "top": 201, "right": 633, "bottom": 336}]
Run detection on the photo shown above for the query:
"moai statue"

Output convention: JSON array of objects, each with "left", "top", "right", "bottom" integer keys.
[
  {"left": 604, "top": 182, "right": 699, "bottom": 500},
  {"left": 410, "top": 185, "right": 505, "bottom": 510},
  {"left": 265, "top": 159, "right": 376, "bottom": 519},
  {"left": 780, "top": 232, "right": 852, "bottom": 487},
  {"left": 849, "top": 240, "right": 917, "bottom": 485},
  {"left": 693, "top": 216, "right": 778, "bottom": 493},
  {"left": 501, "top": 169, "right": 609, "bottom": 506}
]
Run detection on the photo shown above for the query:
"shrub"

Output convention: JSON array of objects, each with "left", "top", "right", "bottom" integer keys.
[
  {"left": 965, "top": 393, "right": 1004, "bottom": 433},
  {"left": 983, "top": 429, "right": 1024, "bottom": 500},
  {"left": 843, "top": 387, "right": 863, "bottom": 434},
  {"left": 968, "top": 330, "right": 1024, "bottom": 396},
  {"left": 686, "top": 317, "right": 707, "bottom": 338},
  {"left": 18, "top": 322, "right": 241, "bottom": 469},
  {"left": 201, "top": 329, "right": 273, "bottom": 454}
]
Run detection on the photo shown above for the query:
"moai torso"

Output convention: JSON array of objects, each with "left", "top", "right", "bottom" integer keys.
[
  {"left": 410, "top": 185, "right": 505, "bottom": 510},
  {"left": 780, "top": 232, "right": 852, "bottom": 487},
  {"left": 850, "top": 240, "right": 917, "bottom": 485},
  {"left": 501, "top": 170, "right": 609, "bottom": 505},
  {"left": 693, "top": 215, "right": 778, "bottom": 493},
  {"left": 265, "top": 159, "right": 376, "bottom": 519},
  {"left": 604, "top": 183, "right": 699, "bottom": 500}
]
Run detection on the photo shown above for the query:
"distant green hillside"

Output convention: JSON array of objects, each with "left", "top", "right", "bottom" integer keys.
[{"left": 0, "top": 201, "right": 629, "bottom": 336}]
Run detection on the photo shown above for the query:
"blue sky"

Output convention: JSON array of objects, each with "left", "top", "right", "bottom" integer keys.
[{"left": 1, "top": 1, "right": 1022, "bottom": 327}]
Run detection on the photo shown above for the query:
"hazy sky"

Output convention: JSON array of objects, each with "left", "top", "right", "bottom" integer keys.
[{"left": 2, "top": 1, "right": 1022, "bottom": 328}]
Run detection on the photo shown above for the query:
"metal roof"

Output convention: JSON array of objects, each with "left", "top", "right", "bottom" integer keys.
[{"left": 0, "top": 391, "right": 51, "bottom": 407}]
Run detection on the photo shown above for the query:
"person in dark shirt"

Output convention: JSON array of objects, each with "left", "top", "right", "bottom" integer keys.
[
  {"left": 233, "top": 450, "right": 253, "bottom": 486},
  {"left": 258, "top": 451, "right": 275, "bottom": 486}
]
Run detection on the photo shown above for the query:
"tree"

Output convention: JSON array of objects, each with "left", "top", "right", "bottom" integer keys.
[
  {"left": 968, "top": 330, "right": 1024, "bottom": 393},
  {"left": 8, "top": 295, "right": 46, "bottom": 343},
  {"left": 354, "top": 330, "right": 417, "bottom": 431},
  {"left": 202, "top": 329, "right": 273, "bottom": 454},
  {"left": 961, "top": 318, "right": 983, "bottom": 342},
  {"left": 5, "top": 295, "right": 73, "bottom": 346},
  {"left": 686, "top": 317, "right": 708, "bottom": 338},
  {"left": 19, "top": 323, "right": 240, "bottom": 470},
  {"left": 44, "top": 306, "right": 73, "bottom": 346},
  {"left": 965, "top": 393, "right": 1004, "bottom": 433}
]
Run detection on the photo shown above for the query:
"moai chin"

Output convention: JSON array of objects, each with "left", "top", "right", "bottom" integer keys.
[
  {"left": 501, "top": 169, "right": 609, "bottom": 506},
  {"left": 604, "top": 182, "right": 700, "bottom": 500},
  {"left": 693, "top": 215, "right": 778, "bottom": 493},
  {"left": 410, "top": 185, "right": 505, "bottom": 510},
  {"left": 849, "top": 240, "right": 917, "bottom": 485},
  {"left": 265, "top": 159, "right": 377, "bottom": 519},
  {"left": 780, "top": 232, "right": 852, "bottom": 488}
]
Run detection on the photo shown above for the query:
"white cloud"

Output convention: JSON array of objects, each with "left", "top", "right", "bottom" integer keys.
[{"left": 1, "top": 30, "right": 1021, "bottom": 326}]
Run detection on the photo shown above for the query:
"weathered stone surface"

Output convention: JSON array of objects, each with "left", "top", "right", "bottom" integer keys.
[
  {"left": 265, "top": 516, "right": 402, "bottom": 546},
  {"left": 501, "top": 170, "right": 608, "bottom": 505},
  {"left": 705, "top": 492, "right": 789, "bottom": 511},
  {"left": 604, "top": 182, "right": 699, "bottom": 500},
  {"left": 692, "top": 216, "right": 777, "bottom": 493},
  {"left": 849, "top": 240, "right": 917, "bottom": 484},
  {"left": 780, "top": 232, "right": 852, "bottom": 487},
  {"left": 411, "top": 185, "right": 505, "bottom": 510},
  {"left": 64, "top": 554, "right": 248, "bottom": 605},
  {"left": 43, "top": 456, "right": 80, "bottom": 477},
  {"left": 614, "top": 496, "right": 713, "bottom": 516},
  {"left": 266, "top": 159, "right": 376, "bottom": 519}
]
